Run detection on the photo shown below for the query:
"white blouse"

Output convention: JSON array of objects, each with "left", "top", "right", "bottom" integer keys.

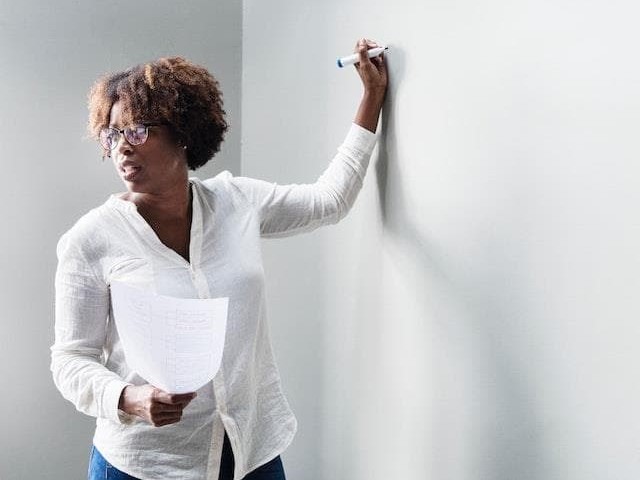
[{"left": 51, "top": 123, "right": 377, "bottom": 480}]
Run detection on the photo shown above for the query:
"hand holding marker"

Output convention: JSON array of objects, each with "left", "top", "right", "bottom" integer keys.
[{"left": 337, "top": 46, "right": 388, "bottom": 68}]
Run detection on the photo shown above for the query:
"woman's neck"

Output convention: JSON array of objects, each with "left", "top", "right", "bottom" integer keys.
[{"left": 123, "top": 180, "right": 192, "bottom": 222}]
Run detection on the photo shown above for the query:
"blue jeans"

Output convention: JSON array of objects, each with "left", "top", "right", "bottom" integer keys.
[
  {"left": 87, "top": 446, "right": 138, "bottom": 480},
  {"left": 88, "top": 432, "right": 286, "bottom": 480}
]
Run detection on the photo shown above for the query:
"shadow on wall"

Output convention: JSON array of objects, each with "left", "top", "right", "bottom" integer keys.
[{"left": 374, "top": 47, "right": 548, "bottom": 480}]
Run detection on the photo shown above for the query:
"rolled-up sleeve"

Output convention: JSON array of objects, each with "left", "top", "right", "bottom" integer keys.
[
  {"left": 50, "top": 232, "right": 133, "bottom": 424},
  {"left": 230, "top": 123, "right": 377, "bottom": 238}
]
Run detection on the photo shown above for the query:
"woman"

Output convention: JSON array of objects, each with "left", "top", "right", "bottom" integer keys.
[{"left": 51, "top": 39, "right": 387, "bottom": 480}]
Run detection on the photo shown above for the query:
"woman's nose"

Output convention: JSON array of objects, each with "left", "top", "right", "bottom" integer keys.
[{"left": 115, "top": 134, "right": 134, "bottom": 155}]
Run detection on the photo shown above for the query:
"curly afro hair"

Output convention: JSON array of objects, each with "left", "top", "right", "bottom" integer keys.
[{"left": 87, "top": 57, "right": 228, "bottom": 170}]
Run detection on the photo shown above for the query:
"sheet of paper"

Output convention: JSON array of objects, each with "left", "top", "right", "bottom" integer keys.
[{"left": 110, "top": 281, "right": 229, "bottom": 394}]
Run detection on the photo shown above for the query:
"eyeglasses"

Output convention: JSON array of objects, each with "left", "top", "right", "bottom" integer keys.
[{"left": 99, "top": 123, "right": 162, "bottom": 150}]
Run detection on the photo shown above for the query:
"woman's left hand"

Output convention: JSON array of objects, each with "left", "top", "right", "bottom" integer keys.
[
  {"left": 352, "top": 38, "right": 388, "bottom": 132},
  {"left": 353, "top": 38, "right": 388, "bottom": 97}
]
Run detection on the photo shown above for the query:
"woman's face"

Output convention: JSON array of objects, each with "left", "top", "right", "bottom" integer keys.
[{"left": 108, "top": 100, "right": 188, "bottom": 194}]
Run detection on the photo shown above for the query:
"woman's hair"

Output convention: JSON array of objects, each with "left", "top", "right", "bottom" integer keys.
[{"left": 87, "top": 57, "right": 228, "bottom": 170}]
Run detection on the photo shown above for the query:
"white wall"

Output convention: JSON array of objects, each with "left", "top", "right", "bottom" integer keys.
[
  {"left": 242, "top": 1, "right": 640, "bottom": 479},
  {"left": 0, "top": 2, "right": 241, "bottom": 478},
  {"left": 3, "top": 1, "right": 640, "bottom": 478}
]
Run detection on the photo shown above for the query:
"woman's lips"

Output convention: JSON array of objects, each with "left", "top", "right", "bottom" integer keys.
[{"left": 120, "top": 164, "right": 141, "bottom": 181}]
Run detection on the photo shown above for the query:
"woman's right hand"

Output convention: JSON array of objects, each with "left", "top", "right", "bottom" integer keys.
[{"left": 118, "top": 384, "right": 197, "bottom": 427}]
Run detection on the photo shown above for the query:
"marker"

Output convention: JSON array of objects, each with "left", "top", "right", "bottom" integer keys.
[{"left": 337, "top": 46, "right": 388, "bottom": 68}]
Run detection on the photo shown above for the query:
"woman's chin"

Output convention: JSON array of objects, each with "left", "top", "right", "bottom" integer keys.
[{"left": 121, "top": 179, "right": 149, "bottom": 194}]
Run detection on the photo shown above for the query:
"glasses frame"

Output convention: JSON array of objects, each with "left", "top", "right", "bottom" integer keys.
[{"left": 99, "top": 123, "right": 163, "bottom": 151}]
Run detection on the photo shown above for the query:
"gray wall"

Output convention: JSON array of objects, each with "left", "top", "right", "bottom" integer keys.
[
  {"left": 0, "top": 1, "right": 241, "bottom": 478},
  {"left": 242, "top": 1, "right": 640, "bottom": 479}
]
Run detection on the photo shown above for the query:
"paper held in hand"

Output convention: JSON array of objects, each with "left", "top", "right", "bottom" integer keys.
[{"left": 110, "top": 281, "right": 229, "bottom": 394}]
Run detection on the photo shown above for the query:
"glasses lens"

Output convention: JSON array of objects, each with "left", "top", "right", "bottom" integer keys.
[
  {"left": 99, "top": 128, "right": 119, "bottom": 150},
  {"left": 124, "top": 125, "right": 148, "bottom": 145}
]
